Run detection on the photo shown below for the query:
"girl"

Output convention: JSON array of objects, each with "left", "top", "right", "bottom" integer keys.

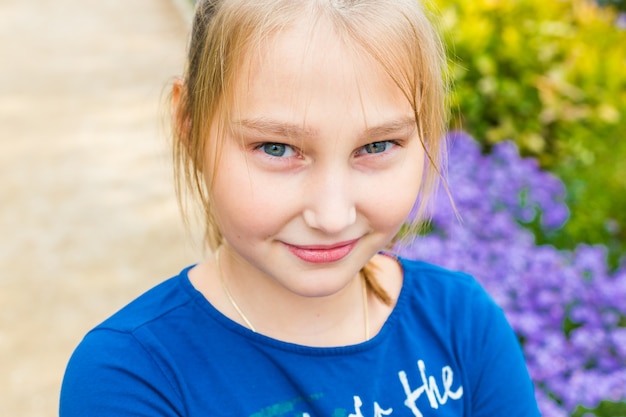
[{"left": 61, "top": 0, "right": 541, "bottom": 415}]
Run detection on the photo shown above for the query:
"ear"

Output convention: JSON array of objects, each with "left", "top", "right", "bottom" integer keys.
[{"left": 171, "top": 77, "right": 191, "bottom": 140}]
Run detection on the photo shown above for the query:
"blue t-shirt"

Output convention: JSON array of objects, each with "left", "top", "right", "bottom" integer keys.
[{"left": 60, "top": 258, "right": 540, "bottom": 416}]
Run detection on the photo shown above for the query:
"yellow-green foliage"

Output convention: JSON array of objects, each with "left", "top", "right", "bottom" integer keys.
[{"left": 432, "top": 0, "right": 626, "bottom": 262}]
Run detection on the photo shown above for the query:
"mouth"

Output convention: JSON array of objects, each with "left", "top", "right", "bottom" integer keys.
[{"left": 283, "top": 239, "right": 359, "bottom": 264}]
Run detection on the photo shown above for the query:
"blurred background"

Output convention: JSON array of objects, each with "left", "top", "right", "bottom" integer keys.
[
  {"left": 435, "top": 0, "right": 626, "bottom": 267},
  {"left": 0, "top": 0, "right": 198, "bottom": 415},
  {"left": 1, "top": 0, "right": 624, "bottom": 416},
  {"left": 401, "top": 1, "right": 626, "bottom": 416}
]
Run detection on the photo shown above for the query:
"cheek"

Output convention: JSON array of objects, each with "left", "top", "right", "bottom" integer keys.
[
  {"left": 211, "top": 167, "right": 301, "bottom": 238},
  {"left": 371, "top": 181, "right": 420, "bottom": 229},
  {"left": 366, "top": 157, "right": 424, "bottom": 230}
]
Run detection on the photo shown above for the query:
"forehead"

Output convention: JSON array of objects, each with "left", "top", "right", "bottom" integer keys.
[{"left": 229, "top": 18, "right": 414, "bottom": 131}]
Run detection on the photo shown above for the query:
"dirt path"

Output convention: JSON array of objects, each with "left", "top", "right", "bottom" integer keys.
[{"left": 0, "top": 1, "right": 201, "bottom": 415}]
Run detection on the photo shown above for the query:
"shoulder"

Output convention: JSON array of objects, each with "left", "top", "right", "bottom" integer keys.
[
  {"left": 398, "top": 257, "right": 488, "bottom": 304},
  {"left": 393, "top": 256, "right": 506, "bottom": 342},
  {"left": 64, "top": 265, "right": 201, "bottom": 370},
  {"left": 95, "top": 265, "right": 198, "bottom": 334},
  {"left": 399, "top": 256, "right": 473, "bottom": 281},
  {"left": 61, "top": 323, "right": 186, "bottom": 416},
  {"left": 65, "top": 265, "right": 200, "bottom": 368},
  {"left": 394, "top": 257, "right": 540, "bottom": 415},
  {"left": 60, "top": 266, "right": 199, "bottom": 416}
]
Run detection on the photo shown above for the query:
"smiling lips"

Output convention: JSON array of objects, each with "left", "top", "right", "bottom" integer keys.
[{"left": 284, "top": 239, "right": 359, "bottom": 264}]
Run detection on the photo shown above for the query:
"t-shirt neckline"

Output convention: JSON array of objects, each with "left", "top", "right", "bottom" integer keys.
[{"left": 180, "top": 256, "right": 411, "bottom": 355}]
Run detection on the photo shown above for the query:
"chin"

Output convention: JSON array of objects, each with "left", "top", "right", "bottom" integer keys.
[{"left": 278, "top": 268, "right": 361, "bottom": 299}]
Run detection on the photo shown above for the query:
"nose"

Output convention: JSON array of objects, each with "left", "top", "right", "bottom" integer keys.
[{"left": 302, "top": 167, "right": 357, "bottom": 235}]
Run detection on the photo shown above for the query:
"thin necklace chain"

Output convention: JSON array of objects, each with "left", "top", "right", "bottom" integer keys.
[
  {"left": 362, "top": 273, "right": 370, "bottom": 340},
  {"left": 216, "top": 247, "right": 370, "bottom": 341},
  {"left": 216, "top": 248, "right": 257, "bottom": 332}
]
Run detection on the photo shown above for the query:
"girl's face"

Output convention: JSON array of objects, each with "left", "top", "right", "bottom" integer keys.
[{"left": 207, "top": 19, "right": 424, "bottom": 298}]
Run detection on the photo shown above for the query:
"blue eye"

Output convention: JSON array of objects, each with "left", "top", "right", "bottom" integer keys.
[
  {"left": 261, "top": 143, "right": 294, "bottom": 157},
  {"left": 362, "top": 141, "right": 394, "bottom": 154}
]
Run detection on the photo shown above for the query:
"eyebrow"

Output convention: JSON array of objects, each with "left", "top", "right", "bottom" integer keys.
[
  {"left": 362, "top": 117, "right": 417, "bottom": 138},
  {"left": 234, "top": 118, "right": 318, "bottom": 139},
  {"left": 233, "top": 116, "right": 417, "bottom": 140}
]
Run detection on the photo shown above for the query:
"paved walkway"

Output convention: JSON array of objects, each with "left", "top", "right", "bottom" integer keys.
[{"left": 0, "top": 1, "right": 200, "bottom": 415}]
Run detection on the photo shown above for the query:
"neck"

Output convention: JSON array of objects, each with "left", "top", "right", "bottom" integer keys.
[{"left": 216, "top": 247, "right": 370, "bottom": 346}]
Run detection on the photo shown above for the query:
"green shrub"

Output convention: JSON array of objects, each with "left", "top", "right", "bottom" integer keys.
[
  {"left": 596, "top": 0, "right": 626, "bottom": 12},
  {"left": 431, "top": 0, "right": 626, "bottom": 266}
]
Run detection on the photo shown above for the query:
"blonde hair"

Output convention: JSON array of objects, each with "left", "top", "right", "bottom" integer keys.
[{"left": 173, "top": 0, "right": 448, "bottom": 304}]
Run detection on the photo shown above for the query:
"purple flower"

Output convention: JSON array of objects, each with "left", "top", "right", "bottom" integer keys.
[{"left": 397, "top": 132, "right": 626, "bottom": 415}]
